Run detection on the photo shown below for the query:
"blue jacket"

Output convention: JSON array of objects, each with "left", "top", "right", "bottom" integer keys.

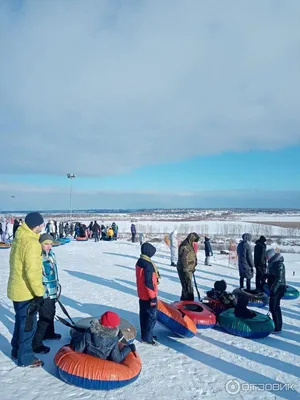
[
  {"left": 71, "top": 319, "right": 131, "bottom": 363},
  {"left": 204, "top": 237, "right": 213, "bottom": 257},
  {"left": 42, "top": 249, "right": 59, "bottom": 299}
]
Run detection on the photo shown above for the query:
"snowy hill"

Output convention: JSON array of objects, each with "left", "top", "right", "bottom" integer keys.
[{"left": 0, "top": 238, "right": 299, "bottom": 399}]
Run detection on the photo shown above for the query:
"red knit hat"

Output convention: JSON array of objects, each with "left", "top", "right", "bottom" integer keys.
[{"left": 100, "top": 311, "right": 120, "bottom": 328}]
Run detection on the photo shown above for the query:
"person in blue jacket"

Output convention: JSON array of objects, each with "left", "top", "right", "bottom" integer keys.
[
  {"left": 131, "top": 223, "right": 136, "bottom": 243},
  {"left": 32, "top": 233, "right": 61, "bottom": 354},
  {"left": 204, "top": 236, "right": 213, "bottom": 266}
]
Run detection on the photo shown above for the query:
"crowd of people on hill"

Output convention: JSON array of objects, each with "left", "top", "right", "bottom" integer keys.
[
  {"left": 6, "top": 212, "right": 288, "bottom": 369},
  {"left": 42, "top": 220, "right": 119, "bottom": 242}
]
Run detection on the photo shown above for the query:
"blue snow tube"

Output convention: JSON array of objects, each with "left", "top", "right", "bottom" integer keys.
[
  {"left": 218, "top": 308, "right": 274, "bottom": 338},
  {"left": 263, "top": 284, "right": 299, "bottom": 300},
  {"left": 232, "top": 288, "right": 269, "bottom": 308},
  {"left": 59, "top": 238, "right": 70, "bottom": 244}
]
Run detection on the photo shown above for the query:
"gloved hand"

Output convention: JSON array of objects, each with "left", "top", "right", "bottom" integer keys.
[
  {"left": 24, "top": 296, "right": 44, "bottom": 332},
  {"left": 35, "top": 296, "right": 44, "bottom": 306},
  {"left": 129, "top": 343, "right": 136, "bottom": 352},
  {"left": 150, "top": 297, "right": 157, "bottom": 307}
]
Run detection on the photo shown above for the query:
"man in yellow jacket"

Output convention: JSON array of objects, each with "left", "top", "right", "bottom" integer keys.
[{"left": 7, "top": 212, "right": 45, "bottom": 367}]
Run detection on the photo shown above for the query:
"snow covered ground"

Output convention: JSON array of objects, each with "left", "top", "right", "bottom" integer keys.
[{"left": 0, "top": 237, "right": 299, "bottom": 399}]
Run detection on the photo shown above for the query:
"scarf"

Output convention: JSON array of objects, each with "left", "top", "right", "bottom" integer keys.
[{"left": 140, "top": 254, "right": 161, "bottom": 284}]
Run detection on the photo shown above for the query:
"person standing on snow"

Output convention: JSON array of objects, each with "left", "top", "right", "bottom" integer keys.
[
  {"left": 169, "top": 230, "right": 178, "bottom": 267},
  {"left": 177, "top": 232, "right": 200, "bottom": 301},
  {"left": 7, "top": 212, "right": 45, "bottom": 368},
  {"left": 237, "top": 233, "right": 254, "bottom": 290},
  {"left": 266, "top": 249, "right": 286, "bottom": 333},
  {"left": 13, "top": 219, "right": 20, "bottom": 239},
  {"left": 139, "top": 232, "right": 145, "bottom": 246},
  {"left": 254, "top": 236, "right": 267, "bottom": 291},
  {"left": 204, "top": 236, "right": 213, "bottom": 266},
  {"left": 32, "top": 234, "right": 61, "bottom": 354},
  {"left": 131, "top": 223, "right": 136, "bottom": 243},
  {"left": 92, "top": 220, "right": 100, "bottom": 242},
  {"left": 112, "top": 222, "right": 118, "bottom": 240},
  {"left": 135, "top": 243, "right": 160, "bottom": 346},
  {"left": 48, "top": 220, "right": 56, "bottom": 240}
]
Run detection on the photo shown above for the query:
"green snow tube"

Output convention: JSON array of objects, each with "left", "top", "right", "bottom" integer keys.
[{"left": 218, "top": 308, "right": 274, "bottom": 338}]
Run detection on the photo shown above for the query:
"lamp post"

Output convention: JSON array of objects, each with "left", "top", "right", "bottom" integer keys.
[
  {"left": 11, "top": 195, "right": 15, "bottom": 218},
  {"left": 67, "top": 174, "right": 76, "bottom": 221}
]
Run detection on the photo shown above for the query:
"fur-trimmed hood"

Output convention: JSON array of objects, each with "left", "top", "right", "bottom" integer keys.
[{"left": 90, "top": 319, "right": 119, "bottom": 338}]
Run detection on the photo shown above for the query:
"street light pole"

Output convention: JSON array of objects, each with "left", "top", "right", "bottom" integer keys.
[
  {"left": 11, "top": 195, "right": 15, "bottom": 218},
  {"left": 67, "top": 174, "right": 76, "bottom": 221}
]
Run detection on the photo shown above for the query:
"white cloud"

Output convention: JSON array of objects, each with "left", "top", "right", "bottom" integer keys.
[
  {"left": 0, "top": 181, "right": 299, "bottom": 210},
  {"left": 1, "top": 0, "right": 300, "bottom": 177}
]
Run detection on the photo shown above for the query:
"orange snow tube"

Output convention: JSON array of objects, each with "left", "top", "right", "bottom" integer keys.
[
  {"left": 55, "top": 345, "right": 142, "bottom": 390},
  {"left": 0, "top": 242, "right": 11, "bottom": 249},
  {"left": 157, "top": 300, "right": 197, "bottom": 338},
  {"left": 172, "top": 301, "right": 216, "bottom": 329}
]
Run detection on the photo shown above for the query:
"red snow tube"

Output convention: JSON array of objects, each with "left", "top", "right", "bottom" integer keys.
[
  {"left": 55, "top": 345, "right": 142, "bottom": 390},
  {"left": 157, "top": 300, "right": 197, "bottom": 338},
  {"left": 76, "top": 237, "right": 88, "bottom": 241},
  {"left": 201, "top": 297, "right": 228, "bottom": 316},
  {"left": 172, "top": 301, "right": 216, "bottom": 329}
]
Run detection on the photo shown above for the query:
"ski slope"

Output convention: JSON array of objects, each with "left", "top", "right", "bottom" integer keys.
[{"left": 0, "top": 238, "right": 299, "bottom": 400}]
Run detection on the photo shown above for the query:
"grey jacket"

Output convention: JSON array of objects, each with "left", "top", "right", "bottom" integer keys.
[
  {"left": 237, "top": 233, "right": 254, "bottom": 279},
  {"left": 71, "top": 319, "right": 131, "bottom": 363}
]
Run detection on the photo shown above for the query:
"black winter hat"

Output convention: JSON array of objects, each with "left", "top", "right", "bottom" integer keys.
[
  {"left": 25, "top": 212, "right": 44, "bottom": 229},
  {"left": 259, "top": 236, "right": 267, "bottom": 243},
  {"left": 214, "top": 280, "right": 227, "bottom": 292}
]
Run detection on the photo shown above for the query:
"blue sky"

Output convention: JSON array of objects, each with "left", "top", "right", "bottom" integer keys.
[{"left": 0, "top": 0, "right": 300, "bottom": 210}]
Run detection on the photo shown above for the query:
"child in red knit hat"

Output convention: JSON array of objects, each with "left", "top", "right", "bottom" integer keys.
[{"left": 71, "top": 311, "right": 135, "bottom": 362}]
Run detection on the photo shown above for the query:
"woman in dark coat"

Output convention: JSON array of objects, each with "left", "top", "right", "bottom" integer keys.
[
  {"left": 266, "top": 249, "right": 286, "bottom": 333},
  {"left": 237, "top": 233, "right": 254, "bottom": 290},
  {"left": 254, "top": 236, "right": 267, "bottom": 291}
]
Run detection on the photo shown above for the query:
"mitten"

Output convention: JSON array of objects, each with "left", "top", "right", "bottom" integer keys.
[
  {"left": 129, "top": 344, "right": 136, "bottom": 352},
  {"left": 150, "top": 297, "right": 157, "bottom": 307}
]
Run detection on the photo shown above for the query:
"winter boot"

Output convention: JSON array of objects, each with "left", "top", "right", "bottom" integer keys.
[
  {"left": 33, "top": 345, "right": 50, "bottom": 354},
  {"left": 142, "top": 339, "right": 159, "bottom": 346},
  {"left": 44, "top": 333, "right": 61, "bottom": 340}
]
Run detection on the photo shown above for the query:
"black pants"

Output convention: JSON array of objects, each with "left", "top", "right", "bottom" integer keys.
[
  {"left": 177, "top": 269, "right": 194, "bottom": 301},
  {"left": 269, "top": 286, "right": 286, "bottom": 331},
  {"left": 139, "top": 299, "right": 157, "bottom": 342},
  {"left": 239, "top": 277, "right": 251, "bottom": 290},
  {"left": 255, "top": 266, "right": 266, "bottom": 291},
  {"left": 132, "top": 233, "right": 136, "bottom": 243},
  {"left": 32, "top": 298, "right": 56, "bottom": 349}
]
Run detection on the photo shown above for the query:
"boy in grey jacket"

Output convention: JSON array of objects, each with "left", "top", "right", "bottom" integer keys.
[{"left": 71, "top": 311, "right": 134, "bottom": 363}]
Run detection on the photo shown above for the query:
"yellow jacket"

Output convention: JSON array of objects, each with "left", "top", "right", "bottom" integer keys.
[
  {"left": 7, "top": 223, "right": 45, "bottom": 301},
  {"left": 107, "top": 228, "right": 114, "bottom": 237}
]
